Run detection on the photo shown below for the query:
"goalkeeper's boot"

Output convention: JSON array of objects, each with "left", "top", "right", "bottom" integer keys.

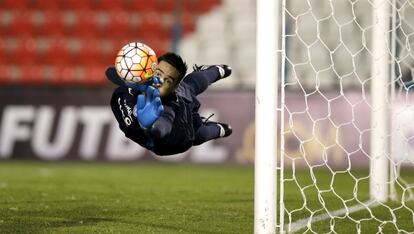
[
  {"left": 193, "top": 64, "right": 232, "bottom": 79},
  {"left": 201, "top": 114, "right": 232, "bottom": 138},
  {"left": 216, "top": 122, "right": 232, "bottom": 138}
]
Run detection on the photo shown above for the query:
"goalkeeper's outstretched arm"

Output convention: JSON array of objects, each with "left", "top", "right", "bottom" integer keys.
[{"left": 149, "top": 104, "right": 175, "bottom": 139}]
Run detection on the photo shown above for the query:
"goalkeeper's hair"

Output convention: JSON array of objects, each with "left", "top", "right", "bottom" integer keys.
[{"left": 158, "top": 52, "right": 188, "bottom": 81}]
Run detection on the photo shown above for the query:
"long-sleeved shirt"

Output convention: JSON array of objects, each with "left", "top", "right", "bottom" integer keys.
[{"left": 110, "top": 82, "right": 201, "bottom": 155}]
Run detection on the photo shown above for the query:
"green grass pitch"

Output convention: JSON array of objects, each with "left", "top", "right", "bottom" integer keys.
[
  {"left": 0, "top": 162, "right": 254, "bottom": 234},
  {"left": 0, "top": 161, "right": 414, "bottom": 233},
  {"left": 281, "top": 169, "right": 414, "bottom": 233}
]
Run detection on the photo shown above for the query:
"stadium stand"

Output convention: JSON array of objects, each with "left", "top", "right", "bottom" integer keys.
[
  {"left": 0, "top": 0, "right": 221, "bottom": 85},
  {"left": 179, "top": 0, "right": 256, "bottom": 89}
]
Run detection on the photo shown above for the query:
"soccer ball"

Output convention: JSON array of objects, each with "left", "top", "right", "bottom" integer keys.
[{"left": 115, "top": 42, "right": 158, "bottom": 84}]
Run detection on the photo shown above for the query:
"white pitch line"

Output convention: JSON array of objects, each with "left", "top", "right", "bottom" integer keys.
[{"left": 287, "top": 200, "right": 379, "bottom": 233}]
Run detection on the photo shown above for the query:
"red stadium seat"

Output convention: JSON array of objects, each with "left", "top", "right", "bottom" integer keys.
[
  {"left": 183, "top": 0, "right": 221, "bottom": 12},
  {"left": 14, "top": 39, "right": 38, "bottom": 65},
  {"left": 100, "top": 40, "right": 116, "bottom": 65},
  {"left": 55, "top": 65, "right": 107, "bottom": 85},
  {"left": 55, "top": 66, "right": 78, "bottom": 84},
  {"left": 183, "top": 0, "right": 197, "bottom": 12},
  {"left": 94, "top": 0, "right": 124, "bottom": 11},
  {"left": 138, "top": 12, "right": 165, "bottom": 38},
  {"left": 1, "top": 39, "right": 15, "bottom": 64},
  {"left": 60, "top": 0, "right": 92, "bottom": 10},
  {"left": 83, "top": 66, "right": 107, "bottom": 85},
  {"left": 102, "top": 12, "right": 130, "bottom": 37},
  {"left": 112, "top": 38, "right": 135, "bottom": 51},
  {"left": 126, "top": 0, "right": 157, "bottom": 12},
  {"left": 33, "top": 12, "right": 65, "bottom": 36},
  {"left": 156, "top": 0, "right": 174, "bottom": 12},
  {"left": 0, "top": 65, "right": 13, "bottom": 84},
  {"left": 19, "top": 65, "right": 44, "bottom": 84},
  {"left": 0, "top": 40, "right": 6, "bottom": 64},
  {"left": 75, "top": 40, "right": 101, "bottom": 65},
  {"left": 30, "top": 0, "right": 60, "bottom": 10},
  {"left": 196, "top": 0, "right": 221, "bottom": 12},
  {"left": 8, "top": 12, "right": 33, "bottom": 36},
  {"left": 136, "top": 37, "right": 169, "bottom": 55},
  {"left": 67, "top": 12, "right": 98, "bottom": 37},
  {"left": 41, "top": 38, "right": 71, "bottom": 65},
  {"left": 0, "top": 0, "right": 28, "bottom": 10},
  {"left": 180, "top": 13, "right": 195, "bottom": 34},
  {"left": 0, "top": 0, "right": 224, "bottom": 86},
  {"left": 0, "top": 15, "right": 7, "bottom": 35}
]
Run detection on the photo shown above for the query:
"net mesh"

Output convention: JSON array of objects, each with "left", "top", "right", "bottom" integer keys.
[{"left": 280, "top": 0, "right": 414, "bottom": 232}]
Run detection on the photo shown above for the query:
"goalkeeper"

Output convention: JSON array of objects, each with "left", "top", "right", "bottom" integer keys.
[{"left": 107, "top": 52, "right": 232, "bottom": 156}]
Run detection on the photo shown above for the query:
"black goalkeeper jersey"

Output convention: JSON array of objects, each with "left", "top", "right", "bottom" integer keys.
[{"left": 110, "top": 82, "right": 201, "bottom": 155}]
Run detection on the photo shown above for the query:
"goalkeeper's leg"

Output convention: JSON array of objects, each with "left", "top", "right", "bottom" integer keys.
[
  {"left": 193, "top": 121, "right": 232, "bottom": 146},
  {"left": 183, "top": 65, "right": 232, "bottom": 96}
]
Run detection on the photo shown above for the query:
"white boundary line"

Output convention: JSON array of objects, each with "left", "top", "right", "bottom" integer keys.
[{"left": 288, "top": 201, "right": 379, "bottom": 233}]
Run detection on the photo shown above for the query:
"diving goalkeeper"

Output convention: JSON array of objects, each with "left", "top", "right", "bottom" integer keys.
[{"left": 107, "top": 52, "right": 232, "bottom": 156}]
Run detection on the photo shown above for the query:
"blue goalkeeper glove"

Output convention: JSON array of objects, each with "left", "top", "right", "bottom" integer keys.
[
  {"left": 133, "top": 86, "right": 164, "bottom": 129},
  {"left": 150, "top": 74, "right": 163, "bottom": 87},
  {"left": 126, "top": 75, "right": 163, "bottom": 92},
  {"left": 125, "top": 82, "right": 148, "bottom": 93}
]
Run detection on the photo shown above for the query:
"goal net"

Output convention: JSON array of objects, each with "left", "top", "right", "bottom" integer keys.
[{"left": 275, "top": 0, "right": 414, "bottom": 232}]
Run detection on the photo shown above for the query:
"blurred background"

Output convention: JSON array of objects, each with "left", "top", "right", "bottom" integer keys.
[
  {"left": 0, "top": 0, "right": 255, "bottom": 88},
  {"left": 2, "top": 1, "right": 414, "bottom": 233},
  {"left": 3, "top": 1, "right": 414, "bottom": 233},
  {"left": 1, "top": 0, "right": 414, "bottom": 167},
  {"left": 0, "top": 0, "right": 256, "bottom": 163}
]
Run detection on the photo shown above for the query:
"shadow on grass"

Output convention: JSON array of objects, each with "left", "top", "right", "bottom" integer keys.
[
  {"left": 0, "top": 216, "right": 116, "bottom": 233},
  {"left": 0, "top": 204, "right": 226, "bottom": 234},
  {"left": 0, "top": 199, "right": 87, "bottom": 204},
  {"left": 0, "top": 204, "right": 152, "bottom": 233},
  {"left": 129, "top": 220, "right": 220, "bottom": 234}
]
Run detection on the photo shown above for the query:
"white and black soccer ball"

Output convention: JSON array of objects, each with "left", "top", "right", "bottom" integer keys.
[{"left": 114, "top": 42, "right": 158, "bottom": 84}]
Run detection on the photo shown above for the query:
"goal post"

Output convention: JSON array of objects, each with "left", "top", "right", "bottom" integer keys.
[
  {"left": 369, "top": 0, "right": 391, "bottom": 203},
  {"left": 254, "top": 0, "right": 279, "bottom": 233},
  {"left": 254, "top": 0, "right": 414, "bottom": 232}
]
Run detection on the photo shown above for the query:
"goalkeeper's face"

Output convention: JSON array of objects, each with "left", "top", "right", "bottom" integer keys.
[{"left": 155, "top": 61, "right": 181, "bottom": 97}]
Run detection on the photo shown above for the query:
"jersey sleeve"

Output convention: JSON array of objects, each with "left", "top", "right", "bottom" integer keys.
[
  {"left": 149, "top": 103, "right": 175, "bottom": 139},
  {"left": 110, "top": 86, "right": 141, "bottom": 132}
]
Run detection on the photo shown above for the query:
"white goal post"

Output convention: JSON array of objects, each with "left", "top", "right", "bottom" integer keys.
[
  {"left": 254, "top": 0, "right": 278, "bottom": 233},
  {"left": 369, "top": 0, "right": 391, "bottom": 203},
  {"left": 255, "top": 0, "right": 414, "bottom": 233}
]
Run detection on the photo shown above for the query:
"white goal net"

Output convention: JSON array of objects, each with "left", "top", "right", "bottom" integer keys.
[{"left": 276, "top": 0, "right": 414, "bottom": 233}]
